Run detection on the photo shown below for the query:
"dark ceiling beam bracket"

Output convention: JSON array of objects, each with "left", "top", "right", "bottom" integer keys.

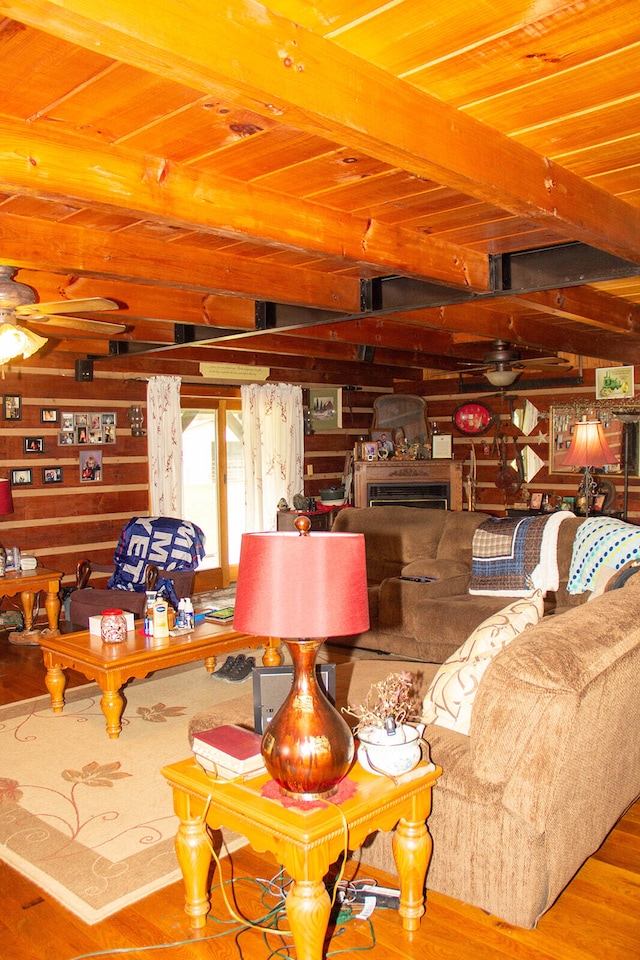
[
  {"left": 457, "top": 374, "right": 585, "bottom": 394},
  {"left": 90, "top": 241, "right": 640, "bottom": 365}
]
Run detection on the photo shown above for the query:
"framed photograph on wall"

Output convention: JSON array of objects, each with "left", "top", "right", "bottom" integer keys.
[
  {"left": 80, "top": 449, "right": 102, "bottom": 482},
  {"left": 23, "top": 437, "right": 44, "bottom": 454},
  {"left": 3, "top": 395, "right": 21, "bottom": 420},
  {"left": 432, "top": 434, "right": 453, "bottom": 459},
  {"left": 595, "top": 365, "right": 634, "bottom": 400},
  {"left": 11, "top": 468, "right": 32, "bottom": 486},
  {"left": 42, "top": 466, "right": 63, "bottom": 484},
  {"left": 309, "top": 388, "right": 342, "bottom": 430},
  {"left": 40, "top": 407, "right": 59, "bottom": 423}
]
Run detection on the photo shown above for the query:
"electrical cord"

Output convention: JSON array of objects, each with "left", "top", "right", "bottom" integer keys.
[{"left": 66, "top": 790, "right": 379, "bottom": 960}]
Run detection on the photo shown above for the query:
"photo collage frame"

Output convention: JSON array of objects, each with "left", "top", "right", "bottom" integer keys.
[{"left": 58, "top": 412, "right": 117, "bottom": 446}]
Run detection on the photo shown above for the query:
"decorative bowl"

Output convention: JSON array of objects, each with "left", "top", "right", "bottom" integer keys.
[{"left": 357, "top": 724, "right": 423, "bottom": 778}]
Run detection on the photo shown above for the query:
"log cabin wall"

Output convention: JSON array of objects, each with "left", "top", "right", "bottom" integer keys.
[
  {"left": 0, "top": 365, "right": 381, "bottom": 595},
  {"left": 414, "top": 368, "right": 640, "bottom": 521},
  {"left": 0, "top": 366, "right": 149, "bottom": 591}
]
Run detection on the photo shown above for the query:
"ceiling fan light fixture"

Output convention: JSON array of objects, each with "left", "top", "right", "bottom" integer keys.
[
  {"left": 0, "top": 321, "right": 48, "bottom": 364},
  {"left": 484, "top": 366, "right": 520, "bottom": 387}
]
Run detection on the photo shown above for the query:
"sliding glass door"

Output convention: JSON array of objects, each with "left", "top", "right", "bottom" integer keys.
[{"left": 182, "top": 400, "right": 244, "bottom": 587}]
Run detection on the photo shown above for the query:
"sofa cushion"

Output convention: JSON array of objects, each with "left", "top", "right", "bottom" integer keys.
[
  {"left": 421, "top": 591, "right": 544, "bottom": 735},
  {"left": 435, "top": 511, "right": 489, "bottom": 564},
  {"left": 401, "top": 558, "right": 470, "bottom": 579},
  {"left": 333, "top": 506, "right": 448, "bottom": 583}
]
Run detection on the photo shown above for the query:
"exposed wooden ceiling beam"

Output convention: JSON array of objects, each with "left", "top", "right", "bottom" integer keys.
[
  {"left": 7, "top": 0, "right": 640, "bottom": 264},
  {"left": 509, "top": 287, "right": 640, "bottom": 336},
  {"left": 0, "top": 213, "right": 360, "bottom": 313},
  {"left": 0, "top": 116, "right": 485, "bottom": 291}
]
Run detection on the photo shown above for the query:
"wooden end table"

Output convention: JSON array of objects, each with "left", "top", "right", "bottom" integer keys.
[
  {"left": 162, "top": 757, "right": 441, "bottom": 960},
  {"left": 37, "top": 621, "right": 281, "bottom": 739},
  {"left": 0, "top": 567, "right": 62, "bottom": 634}
]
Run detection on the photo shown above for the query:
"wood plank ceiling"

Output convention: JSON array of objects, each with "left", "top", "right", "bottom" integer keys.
[{"left": 0, "top": 0, "right": 639, "bottom": 388}]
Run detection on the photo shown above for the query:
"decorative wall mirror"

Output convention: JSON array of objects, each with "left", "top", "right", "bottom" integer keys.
[
  {"left": 512, "top": 399, "right": 539, "bottom": 436},
  {"left": 519, "top": 445, "right": 545, "bottom": 483},
  {"left": 372, "top": 395, "right": 430, "bottom": 444},
  {"left": 549, "top": 405, "right": 639, "bottom": 476}
]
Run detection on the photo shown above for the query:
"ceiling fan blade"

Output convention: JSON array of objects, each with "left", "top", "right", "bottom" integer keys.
[
  {"left": 15, "top": 297, "right": 119, "bottom": 317},
  {"left": 26, "top": 315, "right": 127, "bottom": 334},
  {"left": 516, "top": 356, "right": 572, "bottom": 368}
]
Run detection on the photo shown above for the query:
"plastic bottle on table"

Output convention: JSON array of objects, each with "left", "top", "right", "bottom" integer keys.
[
  {"left": 144, "top": 591, "right": 156, "bottom": 636},
  {"left": 153, "top": 596, "right": 170, "bottom": 638},
  {"left": 184, "top": 597, "right": 194, "bottom": 630}
]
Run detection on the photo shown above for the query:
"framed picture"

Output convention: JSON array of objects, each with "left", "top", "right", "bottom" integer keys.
[
  {"left": 23, "top": 437, "right": 44, "bottom": 454},
  {"left": 370, "top": 430, "right": 394, "bottom": 459},
  {"left": 3, "top": 395, "right": 21, "bottom": 420},
  {"left": 58, "top": 431, "right": 74, "bottom": 445},
  {"left": 363, "top": 441, "right": 379, "bottom": 461},
  {"left": 593, "top": 493, "right": 606, "bottom": 513},
  {"left": 530, "top": 492, "right": 543, "bottom": 510},
  {"left": 561, "top": 496, "right": 576, "bottom": 512},
  {"left": 595, "top": 365, "right": 634, "bottom": 400},
  {"left": 80, "top": 448, "right": 102, "bottom": 482},
  {"left": 308, "top": 388, "right": 342, "bottom": 430},
  {"left": 432, "top": 434, "right": 453, "bottom": 459},
  {"left": 42, "top": 466, "right": 63, "bottom": 484},
  {"left": 40, "top": 407, "right": 59, "bottom": 423},
  {"left": 11, "top": 468, "right": 32, "bottom": 486},
  {"left": 61, "top": 412, "right": 74, "bottom": 431}
]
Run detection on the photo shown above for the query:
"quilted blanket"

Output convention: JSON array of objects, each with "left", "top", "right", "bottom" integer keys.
[
  {"left": 107, "top": 516, "right": 206, "bottom": 606},
  {"left": 469, "top": 511, "right": 574, "bottom": 597},
  {"left": 567, "top": 516, "right": 640, "bottom": 594}
]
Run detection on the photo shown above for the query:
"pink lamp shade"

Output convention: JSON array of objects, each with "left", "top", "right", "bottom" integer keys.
[
  {"left": 0, "top": 478, "right": 14, "bottom": 515},
  {"left": 233, "top": 530, "right": 369, "bottom": 639},
  {"left": 563, "top": 418, "right": 617, "bottom": 468}
]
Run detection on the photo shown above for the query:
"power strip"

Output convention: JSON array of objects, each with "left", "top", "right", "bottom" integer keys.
[{"left": 352, "top": 884, "right": 400, "bottom": 909}]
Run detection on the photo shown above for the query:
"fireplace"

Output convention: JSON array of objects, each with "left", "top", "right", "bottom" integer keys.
[
  {"left": 367, "top": 482, "right": 449, "bottom": 509},
  {"left": 352, "top": 459, "right": 463, "bottom": 510}
]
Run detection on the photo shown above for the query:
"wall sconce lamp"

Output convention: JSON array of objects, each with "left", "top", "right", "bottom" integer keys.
[{"left": 127, "top": 405, "right": 146, "bottom": 437}]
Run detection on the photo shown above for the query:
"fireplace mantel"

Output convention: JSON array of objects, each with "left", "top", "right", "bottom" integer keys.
[{"left": 352, "top": 459, "right": 463, "bottom": 510}]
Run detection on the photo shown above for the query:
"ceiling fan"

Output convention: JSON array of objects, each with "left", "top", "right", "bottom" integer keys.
[
  {"left": 0, "top": 264, "right": 126, "bottom": 363},
  {"left": 459, "top": 339, "right": 572, "bottom": 387}
]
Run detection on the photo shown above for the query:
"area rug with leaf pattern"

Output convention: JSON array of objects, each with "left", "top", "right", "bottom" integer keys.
[{"left": 0, "top": 656, "right": 256, "bottom": 925}]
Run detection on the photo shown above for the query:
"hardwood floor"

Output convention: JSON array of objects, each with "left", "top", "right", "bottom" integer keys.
[{"left": 1, "top": 624, "right": 638, "bottom": 960}]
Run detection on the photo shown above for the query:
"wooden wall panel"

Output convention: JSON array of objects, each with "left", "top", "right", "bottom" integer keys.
[{"left": 401, "top": 369, "right": 640, "bottom": 521}]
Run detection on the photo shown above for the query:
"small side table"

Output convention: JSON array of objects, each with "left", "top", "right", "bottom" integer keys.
[
  {"left": 0, "top": 567, "right": 62, "bottom": 634},
  {"left": 162, "top": 757, "right": 441, "bottom": 960}
]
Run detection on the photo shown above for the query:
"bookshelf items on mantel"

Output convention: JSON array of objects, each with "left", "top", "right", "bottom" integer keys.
[{"left": 352, "top": 459, "right": 463, "bottom": 510}]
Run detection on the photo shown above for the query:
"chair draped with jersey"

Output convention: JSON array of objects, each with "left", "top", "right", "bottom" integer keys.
[{"left": 68, "top": 516, "right": 206, "bottom": 628}]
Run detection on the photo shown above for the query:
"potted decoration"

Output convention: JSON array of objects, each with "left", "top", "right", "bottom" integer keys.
[{"left": 344, "top": 672, "right": 426, "bottom": 780}]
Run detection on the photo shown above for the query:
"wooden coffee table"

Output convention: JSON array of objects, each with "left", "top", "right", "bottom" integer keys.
[
  {"left": 162, "top": 756, "right": 441, "bottom": 960},
  {"left": 37, "top": 621, "right": 281, "bottom": 739}
]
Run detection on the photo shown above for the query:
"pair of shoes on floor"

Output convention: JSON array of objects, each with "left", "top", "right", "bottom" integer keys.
[{"left": 212, "top": 653, "right": 256, "bottom": 683}]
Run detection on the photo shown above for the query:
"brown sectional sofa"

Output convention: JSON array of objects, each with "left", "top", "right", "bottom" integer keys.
[
  {"left": 331, "top": 506, "right": 585, "bottom": 661},
  {"left": 190, "top": 577, "right": 640, "bottom": 928}
]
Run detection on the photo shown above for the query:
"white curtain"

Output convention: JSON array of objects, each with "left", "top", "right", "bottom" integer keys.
[
  {"left": 147, "top": 375, "right": 183, "bottom": 518},
  {"left": 241, "top": 383, "right": 304, "bottom": 531}
]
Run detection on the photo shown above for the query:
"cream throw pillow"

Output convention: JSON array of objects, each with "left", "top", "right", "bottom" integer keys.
[{"left": 422, "top": 590, "right": 544, "bottom": 735}]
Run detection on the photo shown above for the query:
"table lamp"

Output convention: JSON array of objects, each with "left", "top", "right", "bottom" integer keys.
[
  {"left": 233, "top": 517, "right": 369, "bottom": 800},
  {"left": 0, "top": 478, "right": 14, "bottom": 576},
  {"left": 562, "top": 416, "right": 617, "bottom": 516}
]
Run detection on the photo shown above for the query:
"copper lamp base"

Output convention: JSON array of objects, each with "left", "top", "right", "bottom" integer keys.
[{"left": 261, "top": 637, "right": 354, "bottom": 801}]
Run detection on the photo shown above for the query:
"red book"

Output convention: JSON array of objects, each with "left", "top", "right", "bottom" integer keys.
[{"left": 192, "top": 724, "right": 265, "bottom": 778}]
